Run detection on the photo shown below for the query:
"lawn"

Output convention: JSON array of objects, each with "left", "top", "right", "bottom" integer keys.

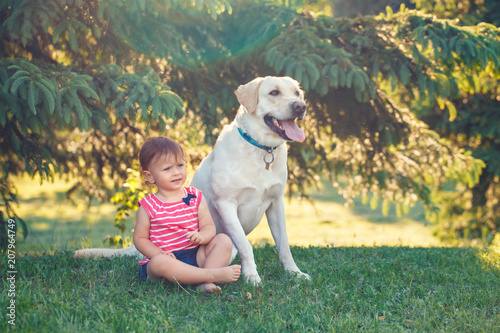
[
  {"left": 2, "top": 246, "right": 499, "bottom": 332},
  {"left": 2, "top": 176, "right": 499, "bottom": 332}
]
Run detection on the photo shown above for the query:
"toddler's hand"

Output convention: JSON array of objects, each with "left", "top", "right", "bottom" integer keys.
[
  {"left": 186, "top": 231, "right": 206, "bottom": 245},
  {"left": 161, "top": 251, "right": 175, "bottom": 258}
]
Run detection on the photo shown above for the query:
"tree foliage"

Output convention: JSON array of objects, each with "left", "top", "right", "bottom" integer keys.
[
  {"left": 409, "top": 0, "right": 500, "bottom": 242},
  {"left": 1, "top": 0, "right": 499, "bottom": 248}
]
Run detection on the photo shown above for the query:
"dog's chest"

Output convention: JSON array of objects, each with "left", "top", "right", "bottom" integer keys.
[{"left": 213, "top": 148, "right": 286, "bottom": 226}]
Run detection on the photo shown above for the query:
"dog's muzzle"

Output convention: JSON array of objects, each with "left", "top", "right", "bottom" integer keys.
[
  {"left": 264, "top": 100, "right": 306, "bottom": 142},
  {"left": 291, "top": 100, "right": 307, "bottom": 120}
]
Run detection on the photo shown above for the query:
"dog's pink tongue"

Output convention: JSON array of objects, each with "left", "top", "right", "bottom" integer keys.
[{"left": 281, "top": 119, "right": 305, "bottom": 142}]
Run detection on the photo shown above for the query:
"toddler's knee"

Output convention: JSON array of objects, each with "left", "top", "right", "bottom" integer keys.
[{"left": 215, "top": 233, "right": 233, "bottom": 249}]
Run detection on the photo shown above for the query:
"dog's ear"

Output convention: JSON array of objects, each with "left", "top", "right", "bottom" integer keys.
[{"left": 235, "top": 77, "right": 265, "bottom": 113}]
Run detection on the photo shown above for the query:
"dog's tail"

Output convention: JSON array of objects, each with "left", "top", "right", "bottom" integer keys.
[{"left": 73, "top": 245, "right": 140, "bottom": 259}]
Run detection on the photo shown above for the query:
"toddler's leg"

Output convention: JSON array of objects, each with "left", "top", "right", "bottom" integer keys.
[
  {"left": 197, "top": 233, "right": 234, "bottom": 268},
  {"left": 196, "top": 233, "right": 235, "bottom": 292},
  {"left": 146, "top": 252, "right": 240, "bottom": 286}
]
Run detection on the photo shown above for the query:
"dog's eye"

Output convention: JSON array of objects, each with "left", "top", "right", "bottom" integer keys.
[
  {"left": 295, "top": 91, "right": 300, "bottom": 96},
  {"left": 269, "top": 90, "right": 280, "bottom": 96}
]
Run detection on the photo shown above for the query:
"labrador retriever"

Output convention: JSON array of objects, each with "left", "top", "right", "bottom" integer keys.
[
  {"left": 74, "top": 76, "right": 310, "bottom": 285},
  {"left": 190, "top": 76, "right": 309, "bottom": 284}
]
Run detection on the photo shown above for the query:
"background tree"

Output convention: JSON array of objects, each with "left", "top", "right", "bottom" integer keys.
[
  {"left": 330, "top": 0, "right": 414, "bottom": 17},
  {"left": 403, "top": 0, "right": 500, "bottom": 242},
  {"left": 1, "top": 0, "right": 499, "bottom": 248},
  {"left": 327, "top": 0, "right": 500, "bottom": 242}
]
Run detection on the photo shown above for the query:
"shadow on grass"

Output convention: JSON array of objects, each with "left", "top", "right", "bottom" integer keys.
[
  {"left": 16, "top": 176, "right": 433, "bottom": 253},
  {"left": 303, "top": 179, "right": 428, "bottom": 225},
  {"left": 16, "top": 188, "right": 132, "bottom": 253}
]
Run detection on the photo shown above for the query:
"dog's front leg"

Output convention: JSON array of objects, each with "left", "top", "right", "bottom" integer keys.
[
  {"left": 215, "top": 200, "right": 262, "bottom": 285},
  {"left": 266, "top": 199, "right": 311, "bottom": 280}
]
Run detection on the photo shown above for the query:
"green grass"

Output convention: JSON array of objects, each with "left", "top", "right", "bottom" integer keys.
[{"left": 1, "top": 246, "right": 499, "bottom": 332}]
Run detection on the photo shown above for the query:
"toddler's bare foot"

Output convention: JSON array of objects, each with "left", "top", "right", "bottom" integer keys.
[
  {"left": 198, "top": 283, "right": 221, "bottom": 294},
  {"left": 211, "top": 265, "right": 241, "bottom": 284}
]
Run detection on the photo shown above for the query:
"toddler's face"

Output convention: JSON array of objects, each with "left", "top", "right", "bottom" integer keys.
[{"left": 144, "top": 154, "right": 187, "bottom": 191}]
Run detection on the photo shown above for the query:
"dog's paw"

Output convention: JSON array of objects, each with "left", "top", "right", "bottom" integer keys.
[
  {"left": 245, "top": 274, "right": 262, "bottom": 286},
  {"left": 242, "top": 267, "right": 261, "bottom": 285},
  {"left": 290, "top": 270, "right": 311, "bottom": 281}
]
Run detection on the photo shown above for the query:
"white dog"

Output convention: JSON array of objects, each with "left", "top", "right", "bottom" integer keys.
[{"left": 74, "top": 76, "right": 310, "bottom": 285}]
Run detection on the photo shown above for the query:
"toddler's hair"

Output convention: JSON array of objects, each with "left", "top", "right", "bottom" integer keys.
[{"left": 139, "top": 137, "right": 184, "bottom": 171}]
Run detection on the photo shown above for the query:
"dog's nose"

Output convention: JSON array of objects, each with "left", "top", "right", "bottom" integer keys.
[{"left": 291, "top": 100, "right": 306, "bottom": 116}]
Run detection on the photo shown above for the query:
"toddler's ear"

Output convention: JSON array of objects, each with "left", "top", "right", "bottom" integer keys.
[{"left": 142, "top": 170, "right": 154, "bottom": 184}]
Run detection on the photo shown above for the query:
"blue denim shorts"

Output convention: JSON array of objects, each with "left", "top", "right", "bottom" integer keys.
[{"left": 139, "top": 246, "right": 200, "bottom": 281}]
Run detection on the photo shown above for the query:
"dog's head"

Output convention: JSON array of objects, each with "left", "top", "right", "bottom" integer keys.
[{"left": 236, "top": 76, "right": 306, "bottom": 145}]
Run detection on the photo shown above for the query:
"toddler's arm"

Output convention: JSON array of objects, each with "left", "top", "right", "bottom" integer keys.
[
  {"left": 186, "top": 196, "right": 216, "bottom": 245},
  {"left": 133, "top": 206, "right": 165, "bottom": 258}
]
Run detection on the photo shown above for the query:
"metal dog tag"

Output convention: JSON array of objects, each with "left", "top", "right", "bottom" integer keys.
[{"left": 264, "top": 150, "right": 275, "bottom": 170}]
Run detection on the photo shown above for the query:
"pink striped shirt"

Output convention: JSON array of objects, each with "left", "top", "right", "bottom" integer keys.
[{"left": 138, "top": 187, "right": 202, "bottom": 265}]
